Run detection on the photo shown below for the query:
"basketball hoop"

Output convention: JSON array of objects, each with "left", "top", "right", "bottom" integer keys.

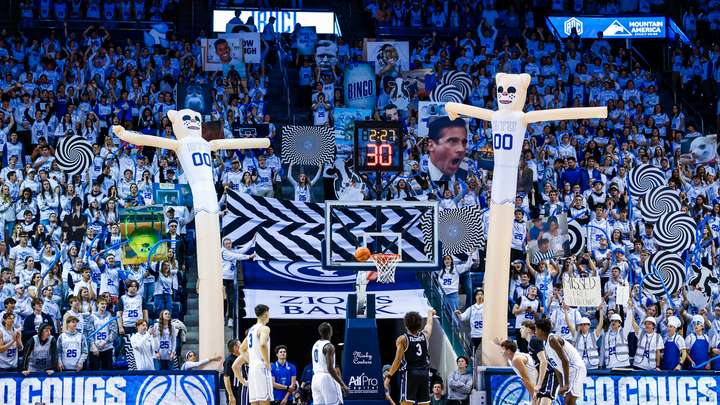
[{"left": 370, "top": 253, "right": 401, "bottom": 284}]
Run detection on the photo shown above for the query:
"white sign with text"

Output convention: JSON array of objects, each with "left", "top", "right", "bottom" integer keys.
[
  {"left": 243, "top": 289, "right": 430, "bottom": 319},
  {"left": 563, "top": 277, "right": 602, "bottom": 307}
]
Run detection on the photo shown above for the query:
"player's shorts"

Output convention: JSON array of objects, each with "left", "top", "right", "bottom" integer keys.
[
  {"left": 248, "top": 366, "right": 274, "bottom": 402},
  {"left": 311, "top": 372, "right": 343, "bottom": 405},
  {"left": 537, "top": 368, "right": 558, "bottom": 400},
  {"left": 566, "top": 365, "right": 587, "bottom": 398},
  {"left": 400, "top": 368, "right": 430, "bottom": 403}
]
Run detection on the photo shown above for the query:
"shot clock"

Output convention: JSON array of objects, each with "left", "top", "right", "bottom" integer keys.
[{"left": 353, "top": 121, "right": 403, "bottom": 172}]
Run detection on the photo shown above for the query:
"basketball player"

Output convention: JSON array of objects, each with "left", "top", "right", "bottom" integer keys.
[
  {"left": 520, "top": 321, "right": 557, "bottom": 405},
  {"left": 497, "top": 339, "right": 537, "bottom": 399},
  {"left": 354, "top": 247, "right": 376, "bottom": 316},
  {"left": 535, "top": 319, "right": 586, "bottom": 405},
  {"left": 384, "top": 309, "right": 436, "bottom": 405},
  {"left": 237, "top": 304, "right": 273, "bottom": 405},
  {"left": 311, "top": 322, "right": 349, "bottom": 405}
]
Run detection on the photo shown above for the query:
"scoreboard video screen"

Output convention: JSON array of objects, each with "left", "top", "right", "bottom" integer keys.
[{"left": 353, "top": 121, "right": 403, "bottom": 172}]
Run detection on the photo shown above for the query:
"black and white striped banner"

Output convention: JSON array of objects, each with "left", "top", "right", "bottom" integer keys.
[{"left": 221, "top": 191, "right": 431, "bottom": 263}]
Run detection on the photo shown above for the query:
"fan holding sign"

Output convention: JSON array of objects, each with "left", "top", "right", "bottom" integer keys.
[{"left": 445, "top": 72, "right": 607, "bottom": 366}]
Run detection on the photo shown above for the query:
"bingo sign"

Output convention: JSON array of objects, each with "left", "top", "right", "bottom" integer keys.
[
  {"left": 487, "top": 368, "right": 719, "bottom": 405},
  {"left": 547, "top": 16, "right": 667, "bottom": 39},
  {"left": 0, "top": 370, "right": 218, "bottom": 405},
  {"left": 344, "top": 63, "right": 377, "bottom": 110}
]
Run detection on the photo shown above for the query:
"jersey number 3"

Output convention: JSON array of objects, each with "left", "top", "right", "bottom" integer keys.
[{"left": 415, "top": 343, "right": 423, "bottom": 357}]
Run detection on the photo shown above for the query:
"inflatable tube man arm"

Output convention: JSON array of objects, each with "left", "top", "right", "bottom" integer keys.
[
  {"left": 524, "top": 107, "right": 608, "bottom": 124},
  {"left": 445, "top": 102, "right": 494, "bottom": 122},
  {"left": 209, "top": 138, "right": 270, "bottom": 151},
  {"left": 112, "top": 125, "right": 178, "bottom": 151}
]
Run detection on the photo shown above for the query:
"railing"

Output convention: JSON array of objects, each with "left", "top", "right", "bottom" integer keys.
[
  {"left": 629, "top": 45, "right": 651, "bottom": 70},
  {"left": 278, "top": 44, "right": 292, "bottom": 121},
  {"left": 657, "top": 72, "right": 706, "bottom": 134},
  {"left": 630, "top": 43, "right": 707, "bottom": 134},
  {"left": 417, "top": 272, "right": 473, "bottom": 358}
]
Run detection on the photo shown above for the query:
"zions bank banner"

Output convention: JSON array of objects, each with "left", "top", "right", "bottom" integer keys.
[
  {"left": 242, "top": 260, "right": 430, "bottom": 319},
  {"left": 546, "top": 16, "right": 667, "bottom": 39},
  {"left": 486, "top": 368, "right": 718, "bottom": 404},
  {"left": 0, "top": 370, "right": 218, "bottom": 405}
]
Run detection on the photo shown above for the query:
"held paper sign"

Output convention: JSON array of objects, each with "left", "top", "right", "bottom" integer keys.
[
  {"left": 563, "top": 277, "right": 601, "bottom": 307},
  {"left": 616, "top": 284, "right": 630, "bottom": 307}
]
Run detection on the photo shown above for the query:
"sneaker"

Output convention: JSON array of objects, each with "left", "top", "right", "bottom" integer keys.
[{"left": 227, "top": 318, "right": 234, "bottom": 328}]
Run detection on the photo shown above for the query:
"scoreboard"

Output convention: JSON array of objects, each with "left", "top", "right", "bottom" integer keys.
[{"left": 353, "top": 121, "right": 403, "bottom": 172}]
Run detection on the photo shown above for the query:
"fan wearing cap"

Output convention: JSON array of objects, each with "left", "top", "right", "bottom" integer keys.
[
  {"left": 685, "top": 314, "right": 711, "bottom": 370},
  {"left": 586, "top": 179, "right": 607, "bottom": 210},
  {"left": 630, "top": 310, "right": 662, "bottom": 370},
  {"left": 586, "top": 206, "right": 611, "bottom": 252},
  {"left": 570, "top": 302, "right": 605, "bottom": 370},
  {"left": 602, "top": 309, "right": 632, "bottom": 369},
  {"left": 660, "top": 316, "right": 686, "bottom": 371},
  {"left": 222, "top": 158, "right": 244, "bottom": 191}
]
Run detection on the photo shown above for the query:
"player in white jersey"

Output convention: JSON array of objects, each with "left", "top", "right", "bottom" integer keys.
[
  {"left": 236, "top": 304, "right": 273, "bottom": 404},
  {"left": 311, "top": 323, "right": 349, "bottom": 405},
  {"left": 535, "top": 318, "right": 586, "bottom": 404},
  {"left": 498, "top": 339, "right": 538, "bottom": 399}
]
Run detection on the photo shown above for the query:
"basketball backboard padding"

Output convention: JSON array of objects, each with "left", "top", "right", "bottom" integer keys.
[{"left": 323, "top": 200, "right": 439, "bottom": 271}]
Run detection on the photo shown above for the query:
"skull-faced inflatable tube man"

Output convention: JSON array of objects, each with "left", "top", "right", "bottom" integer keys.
[
  {"left": 112, "top": 109, "right": 270, "bottom": 369},
  {"left": 445, "top": 73, "right": 607, "bottom": 366}
]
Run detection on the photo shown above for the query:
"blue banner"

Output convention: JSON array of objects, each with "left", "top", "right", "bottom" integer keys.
[
  {"left": 546, "top": 16, "right": 668, "bottom": 39},
  {"left": 243, "top": 260, "right": 421, "bottom": 291},
  {"left": 0, "top": 370, "right": 218, "bottom": 405},
  {"left": 241, "top": 261, "right": 430, "bottom": 319},
  {"left": 486, "top": 368, "right": 719, "bottom": 404}
]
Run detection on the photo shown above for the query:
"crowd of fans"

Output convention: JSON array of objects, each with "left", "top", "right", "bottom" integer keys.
[
  {"left": 19, "top": 0, "right": 179, "bottom": 22},
  {"left": 358, "top": 0, "right": 720, "bottom": 380},
  {"left": 0, "top": 15, "right": 250, "bottom": 372},
  {"left": 0, "top": 1, "right": 719, "bottom": 404}
]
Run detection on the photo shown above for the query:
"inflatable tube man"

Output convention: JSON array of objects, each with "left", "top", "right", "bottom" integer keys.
[
  {"left": 445, "top": 73, "right": 607, "bottom": 366},
  {"left": 112, "top": 109, "right": 269, "bottom": 368}
]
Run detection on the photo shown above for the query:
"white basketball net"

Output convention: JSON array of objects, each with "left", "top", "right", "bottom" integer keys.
[{"left": 371, "top": 254, "right": 401, "bottom": 284}]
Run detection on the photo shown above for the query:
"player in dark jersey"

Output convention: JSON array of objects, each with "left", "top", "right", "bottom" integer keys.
[
  {"left": 521, "top": 320, "right": 557, "bottom": 405},
  {"left": 384, "top": 309, "right": 436, "bottom": 405}
]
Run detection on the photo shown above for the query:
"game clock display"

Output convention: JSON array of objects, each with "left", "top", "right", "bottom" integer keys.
[{"left": 353, "top": 121, "right": 403, "bottom": 172}]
